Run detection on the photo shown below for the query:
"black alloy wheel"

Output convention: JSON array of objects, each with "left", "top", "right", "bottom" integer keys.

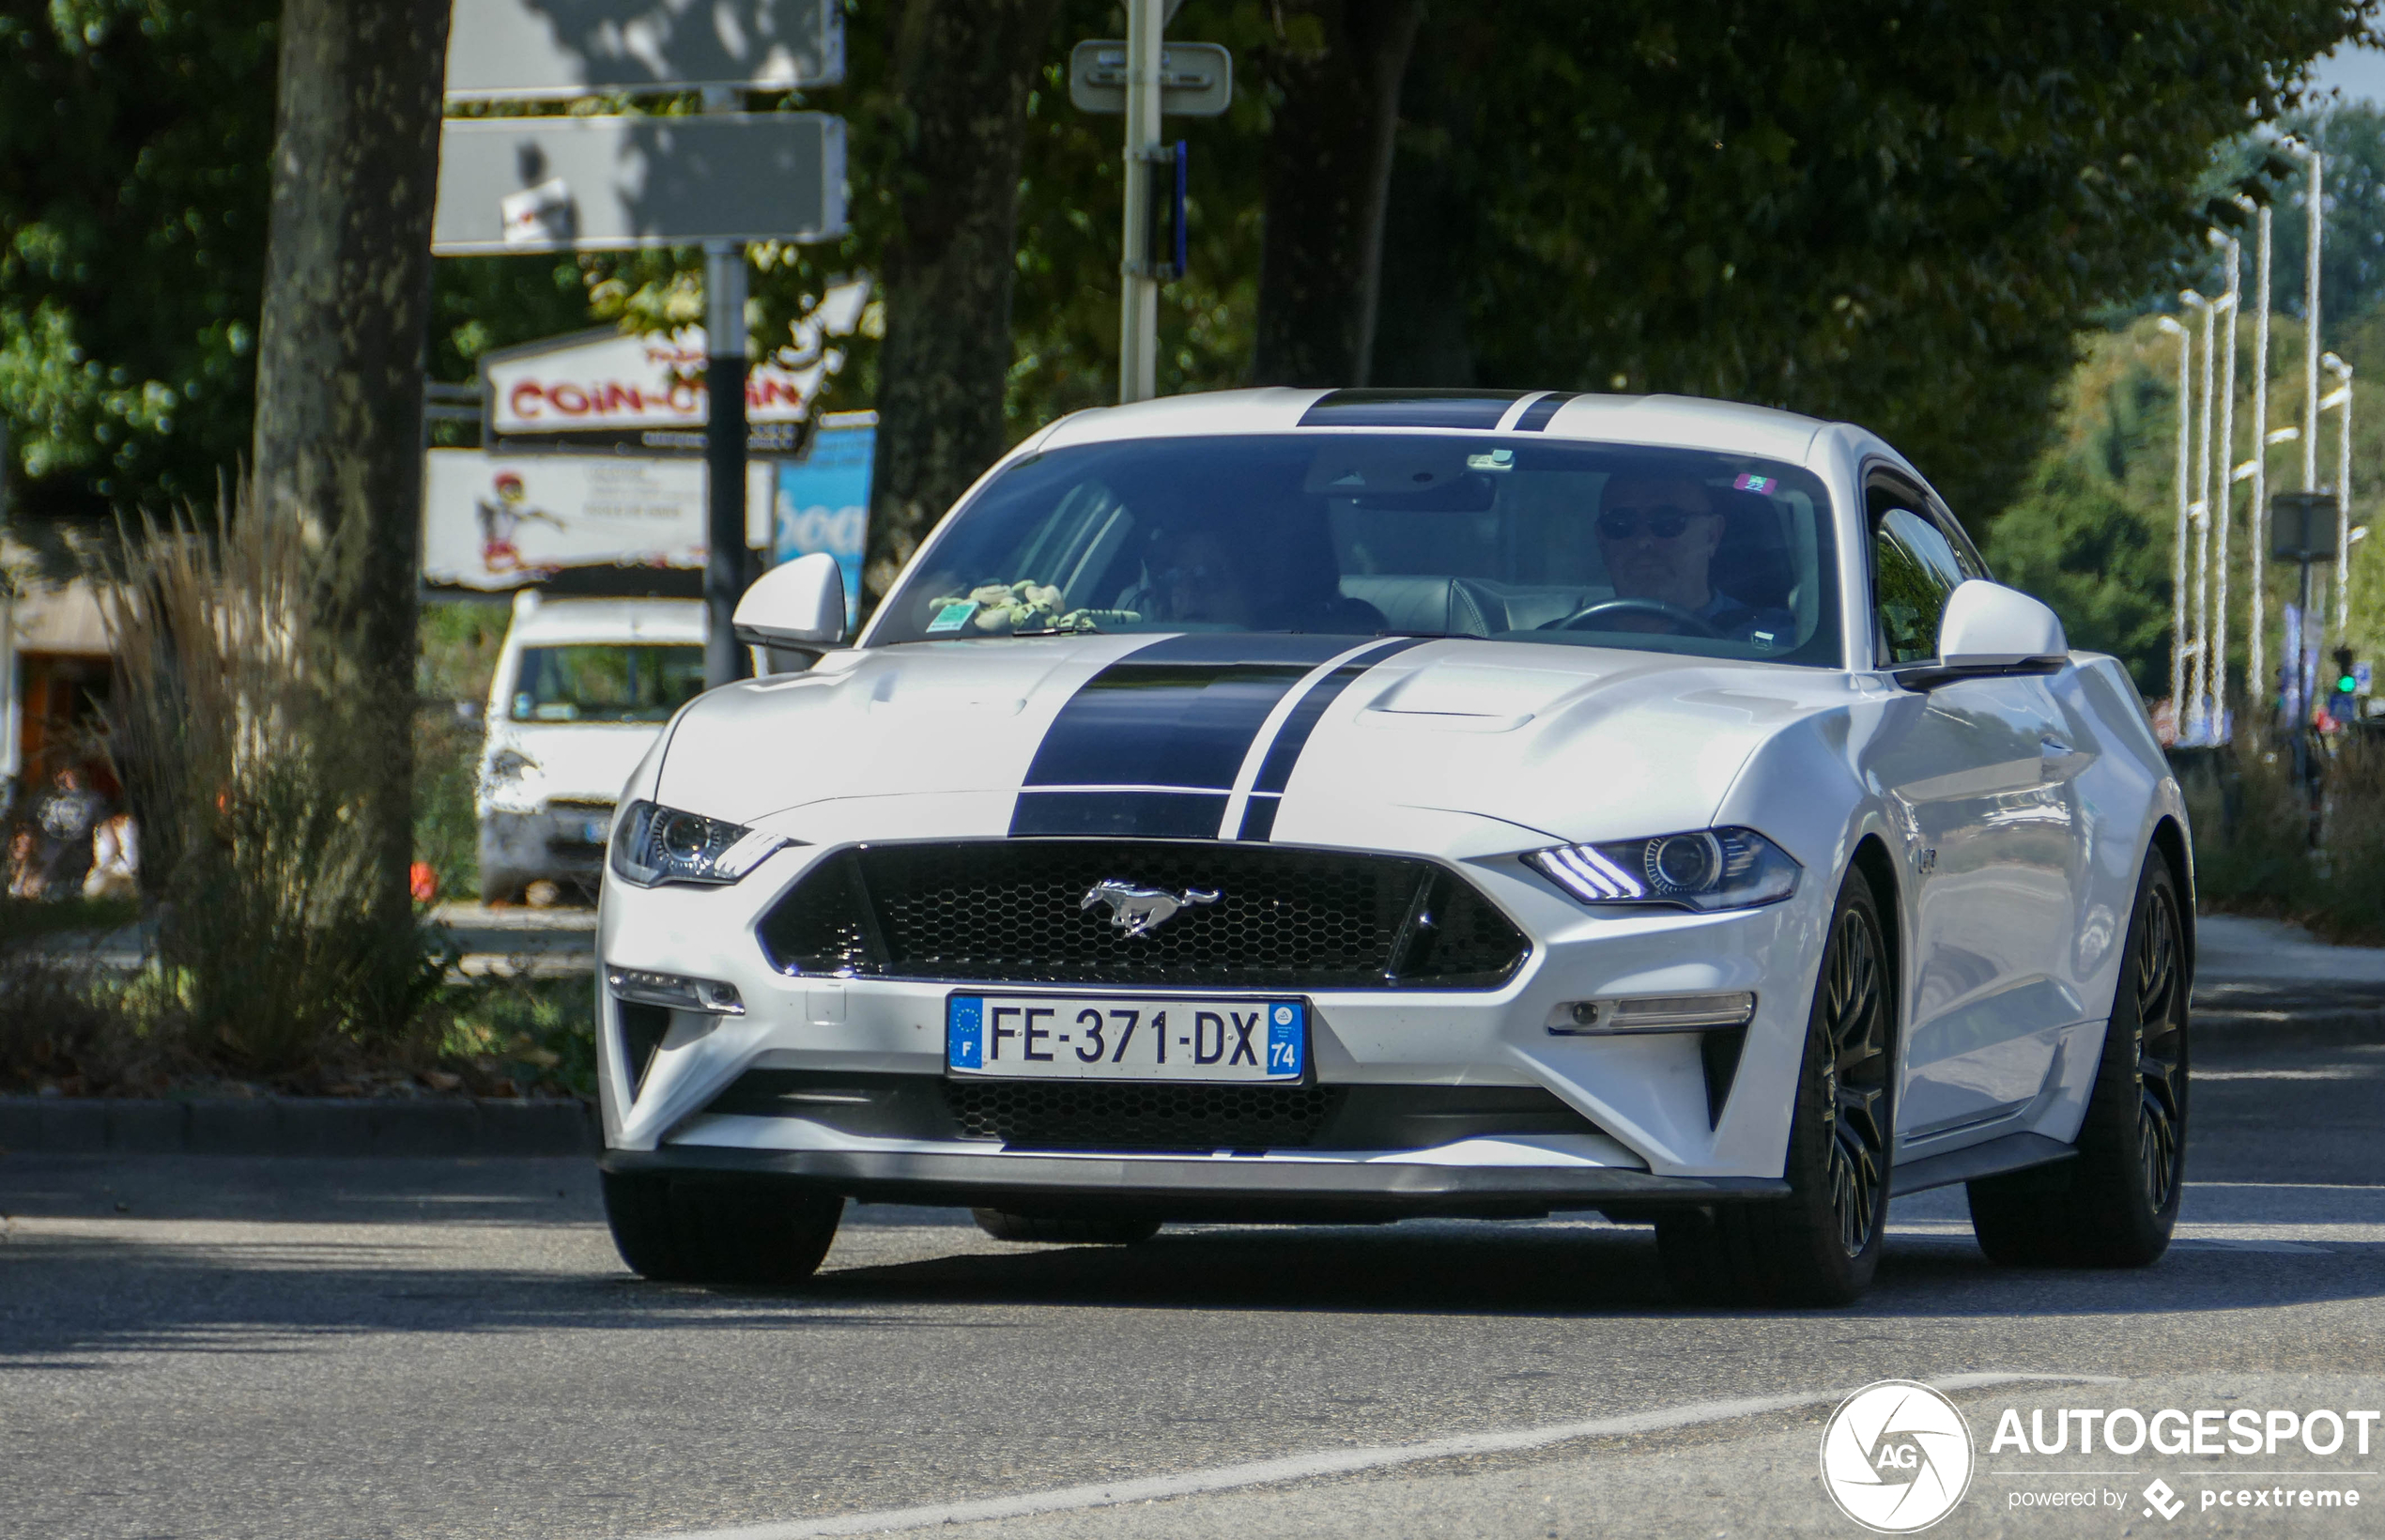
[
  {"left": 1968, "top": 850, "right": 2190, "bottom": 1268},
  {"left": 1656, "top": 872, "right": 1895, "bottom": 1306},
  {"left": 1822, "top": 900, "right": 1893, "bottom": 1259},
  {"left": 2131, "top": 881, "right": 2187, "bottom": 1215}
]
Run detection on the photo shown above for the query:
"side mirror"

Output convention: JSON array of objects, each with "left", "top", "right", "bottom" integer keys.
[
  {"left": 733, "top": 552, "right": 846, "bottom": 670},
  {"left": 1896, "top": 580, "right": 2068, "bottom": 688}
]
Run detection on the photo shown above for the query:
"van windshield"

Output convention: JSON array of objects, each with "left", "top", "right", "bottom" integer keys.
[
  {"left": 509, "top": 644, "right": 705, "bottom": 723},
  {"left": 870, "top": 434, "right": 1840, "bottom": 666}
]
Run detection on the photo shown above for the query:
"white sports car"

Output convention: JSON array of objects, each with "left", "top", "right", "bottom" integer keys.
[{"left": 594, "top": 388, "right": 2192, "bottom": 1305}]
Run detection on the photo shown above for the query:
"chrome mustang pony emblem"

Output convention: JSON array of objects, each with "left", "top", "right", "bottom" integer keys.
[{"left": 1081, "top": 880, "right": 1221, "bottom": 937}]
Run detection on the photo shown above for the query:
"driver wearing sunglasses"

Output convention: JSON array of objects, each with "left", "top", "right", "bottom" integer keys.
[{"left": 1593, "top": 473, "right": 1792, "bottom": 645}]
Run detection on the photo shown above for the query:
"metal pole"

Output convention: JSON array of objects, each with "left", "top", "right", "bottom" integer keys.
[
  {"left": 2161, "top": 313, "right": 2193, "bottom": 724},
  {"left": 2306, "top": 149, "right": 2324, "bottom": 496},
  {"left": 2213, "top": 237, "right": 2240, "bottom": 741},
  {"left": 704, "top": 238, "right": 751, "bottom": 688},
  {"left": 2250, "top": 204, "right": 2273, "bottom": 733},
  {"left": 2337, "top": 367, "right": 2354, "bottom": 636},
  {"left": 2189, "top": 292, "right": 2218, "bottom": 739},
  {"left": 1116, "top": 0, "right": 1163, "bottom": 404}
]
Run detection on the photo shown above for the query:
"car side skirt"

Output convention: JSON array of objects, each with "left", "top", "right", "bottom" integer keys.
[{"left": 1887, "top": 1130, "right": 2077, "bottom": 1198}]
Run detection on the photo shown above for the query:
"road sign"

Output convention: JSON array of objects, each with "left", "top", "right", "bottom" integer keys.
[
  {"left": 2270, "top": 490, "right": 2343, "bottom": 562},
  {"left": 431, "top": 113, "right": 845, "bottom": 254},
  {"left": 444, "top": 0, "right": 842, "bottom": 100},
  {"left": 483, "top": 327, "right": 824, "bottom": 437},
  {"left": 1068, "top": 40, "right": 1232, "bottom": 116}
]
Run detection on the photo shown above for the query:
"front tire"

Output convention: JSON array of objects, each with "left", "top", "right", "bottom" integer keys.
[
  {"left": 1657, "top": 872, "right": 1895, "bottom": 1306},
  {"left": 1968, "top": 850, "right": 2188, "bottom": 1267},
  {"left": 972, "top": 1209, "right": 1162, "bottom": 1245},
  {"left": 602, "top": 1171, "right": 843, "bottom": 1285}
]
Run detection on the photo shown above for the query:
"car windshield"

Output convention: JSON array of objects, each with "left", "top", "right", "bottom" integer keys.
[
  {"left": 872, "top": 434, "right": 1839, "bottom": 665},
  {"left": 509, "top": 643, "right": 705, "bottom": 723}
]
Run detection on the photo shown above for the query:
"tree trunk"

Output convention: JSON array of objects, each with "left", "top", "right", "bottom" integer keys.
[
  {"left": 862, "top": 0, "right": 1063, "bottom": 609},
  {"left": 1250, "top": 0, "right": 1425, "bottom": 388},
  {"left": 1369, "top": 9, "right": 1480, "bottom": 389},
  {"left": 249, "top": 0, "right": 449, "bottom": 1024}
]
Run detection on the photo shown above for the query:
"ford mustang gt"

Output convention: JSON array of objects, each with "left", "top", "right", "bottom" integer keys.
[{"left": 593, "top": 388, "right": 2191, "bottom": 1305}]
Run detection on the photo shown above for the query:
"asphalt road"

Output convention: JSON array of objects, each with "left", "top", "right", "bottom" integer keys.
[{"left": 6, "top": 915, "right": 2385, "bottom": 1540}]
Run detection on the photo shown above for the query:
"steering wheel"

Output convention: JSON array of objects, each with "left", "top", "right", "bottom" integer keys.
[{"left": 1544, "top": 596, "right": 1724, "bottom": 638}]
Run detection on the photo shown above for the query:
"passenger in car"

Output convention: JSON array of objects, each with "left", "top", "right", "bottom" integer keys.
[{"left": 1594, "top": 473, "right": 1795, "bottom": 644}]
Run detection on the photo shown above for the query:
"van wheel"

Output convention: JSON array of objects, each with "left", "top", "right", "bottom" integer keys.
[
  {"left": 602, "top": 1171, "right": 843, "bottom": 1285},
  {"left": 1656, "top": 872, "right": 1894, "bottom": 1306}
]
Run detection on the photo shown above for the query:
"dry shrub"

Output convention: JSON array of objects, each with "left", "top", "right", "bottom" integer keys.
[
  {"left": 2187, "top": 734, "right": 2385, "bottom": 944},
  {"left": 99, "top": 489, "right": 437, "bottom": 1075}
]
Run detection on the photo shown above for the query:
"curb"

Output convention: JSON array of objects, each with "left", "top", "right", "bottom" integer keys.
[{"left": 0, "top": 1097, "right": 598, "bottom": 1157}]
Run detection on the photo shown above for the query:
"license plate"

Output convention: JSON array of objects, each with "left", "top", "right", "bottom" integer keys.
[{"left": 946, "top": 994, "right": 1307, "bottom": 1083}]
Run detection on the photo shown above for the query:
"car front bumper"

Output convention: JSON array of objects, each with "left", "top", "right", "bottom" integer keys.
[
  {"left": 595, "top": 827, "right": 1836, "bottom": 1194},
  {"left": 598, "top": 1141, "right": 1789, "bottom": 1221}
]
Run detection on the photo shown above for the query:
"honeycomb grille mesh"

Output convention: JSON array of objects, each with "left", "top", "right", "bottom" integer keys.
[
  {"left": 756, "top": 839, "right": 1529, "bottom": 989},
  {"left": 943, "top": 1079, "right": 1343, "bottom": 1149}
]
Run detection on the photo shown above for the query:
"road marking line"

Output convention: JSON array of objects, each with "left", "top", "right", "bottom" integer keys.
[{"left": 639, "top": 1372, "right": 2117, "bottom": 1540}]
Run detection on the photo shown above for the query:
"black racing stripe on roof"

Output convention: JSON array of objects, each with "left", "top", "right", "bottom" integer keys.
[
  {"left": 1515, "top": 393, "right": 1578, "bottom": 431},
  {"left": 1298, "top": 390, "right": 1525, "bottom": 430}
]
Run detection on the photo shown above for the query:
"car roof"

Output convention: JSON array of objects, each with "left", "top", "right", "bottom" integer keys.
[
  {"left": 507, "top": 596, "right": 706, "bottom": 646},
  {"left": 1032, "top": 388, "right": 1832, "bottom": 467}
]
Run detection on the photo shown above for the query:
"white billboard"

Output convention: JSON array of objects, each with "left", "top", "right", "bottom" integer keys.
[
  {"left": 430, "top": 113, "right": 844, "bottom": 254},
  {"left": 423, "top": 449, "right": 774, "bottom": 590}
]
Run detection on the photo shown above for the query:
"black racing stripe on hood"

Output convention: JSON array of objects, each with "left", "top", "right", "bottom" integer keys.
[
  {"left": 1297, "top": 390, "right": 1523, "bottom": 430},
  {"left": 1249, "top": 638, "right": 1426, "bottom": 797},
  {"left": 1011, "top": 633, "right": 1368, "bottom": 838},
  {"left": 1237, "top": 637, "right": 1426, "bottom": 839},
  {"left": 1011, "top": 790, "right": 1231, "bottom": 839}
]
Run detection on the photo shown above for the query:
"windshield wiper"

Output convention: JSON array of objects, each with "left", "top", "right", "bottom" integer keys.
[{"left": 1009, "top": 623, "right": 1100, "bottom": 637}]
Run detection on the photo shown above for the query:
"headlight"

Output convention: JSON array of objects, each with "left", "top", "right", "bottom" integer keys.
[
  {"left": 1525, "top": 826, "right": 1800, "bottom": 911},
  {"left": 609, "top": 800, "right": 792, "bottom": 887}
]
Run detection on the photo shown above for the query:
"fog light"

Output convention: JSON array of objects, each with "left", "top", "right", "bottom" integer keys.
[
  {"left": 607, "top": 967, "right": 745, "bottom": 1015},
  {"left": 1547, "top": 992, "right": 1754, "bottom": 1035}
]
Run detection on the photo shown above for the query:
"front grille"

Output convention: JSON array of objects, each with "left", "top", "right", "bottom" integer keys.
[
  {"left": 755, "top": 839, "right": 1530, "bottom": 989},
  {"left": 943, "top": 1079, "right": 1343, "bottom": 1149}
]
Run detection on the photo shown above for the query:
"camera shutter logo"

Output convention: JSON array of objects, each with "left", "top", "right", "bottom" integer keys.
[{"left": 1819, "top": 1380, "right": 1975, "bottom": 1532}]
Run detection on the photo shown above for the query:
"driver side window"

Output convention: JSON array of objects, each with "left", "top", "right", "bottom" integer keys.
[{"left": 1871, "top": 503, "right": 1966, "bottom": 666}]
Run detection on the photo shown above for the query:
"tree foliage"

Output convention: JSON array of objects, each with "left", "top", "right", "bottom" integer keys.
[
  {"left": 1373, "top": 1, "right": 2372, "bottom": 529},
  {"left": 0, "top": 0, "right": 278, "bottom": 516}
]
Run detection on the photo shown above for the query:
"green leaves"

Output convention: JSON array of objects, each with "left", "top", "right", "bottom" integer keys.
[{"left": 0, "top": 0, "right": 277, "bottom": 514}]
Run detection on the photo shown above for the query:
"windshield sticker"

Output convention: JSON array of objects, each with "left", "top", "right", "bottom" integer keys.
[
  {"left": 1733, "top": 472, "right": 1778, "bottom": 493},
  {"left": 926, "top": 600, "right": 979, "bottom": 634}
]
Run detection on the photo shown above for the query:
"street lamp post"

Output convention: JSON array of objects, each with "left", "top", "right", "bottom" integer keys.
[
  {"left": 2248, "top": 202, "right": 2274, "bottom": 734},
  {"left": 2159, "top": 310, "right": 2193, "bottom": 727},
  {"left": 2193, "top": 239, "right": 2232, "bottom": 744},
  {"left": 2183, "top": 289, "right": 2217, "bottom": 740},
  {"left": 2323, "top": 352, "right": 2355, "bottom": 639}
]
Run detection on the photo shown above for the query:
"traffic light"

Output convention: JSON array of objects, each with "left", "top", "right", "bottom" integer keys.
[{"left": 2335, "top": 647, "right": 2360, "bottom": 699}]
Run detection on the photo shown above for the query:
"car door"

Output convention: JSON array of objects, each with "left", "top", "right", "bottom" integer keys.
[{"left": 1862, "top": 479, "right": 2084, "bottom": 1149}]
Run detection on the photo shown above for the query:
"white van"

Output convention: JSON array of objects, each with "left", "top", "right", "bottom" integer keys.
[{"left": 476, "top": 592, "right": 706, "bottom": 903}]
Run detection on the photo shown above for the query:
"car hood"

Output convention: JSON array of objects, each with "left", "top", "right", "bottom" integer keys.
[{"left": 654, "top": 633, "right": 1844, "bottom": 848}]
